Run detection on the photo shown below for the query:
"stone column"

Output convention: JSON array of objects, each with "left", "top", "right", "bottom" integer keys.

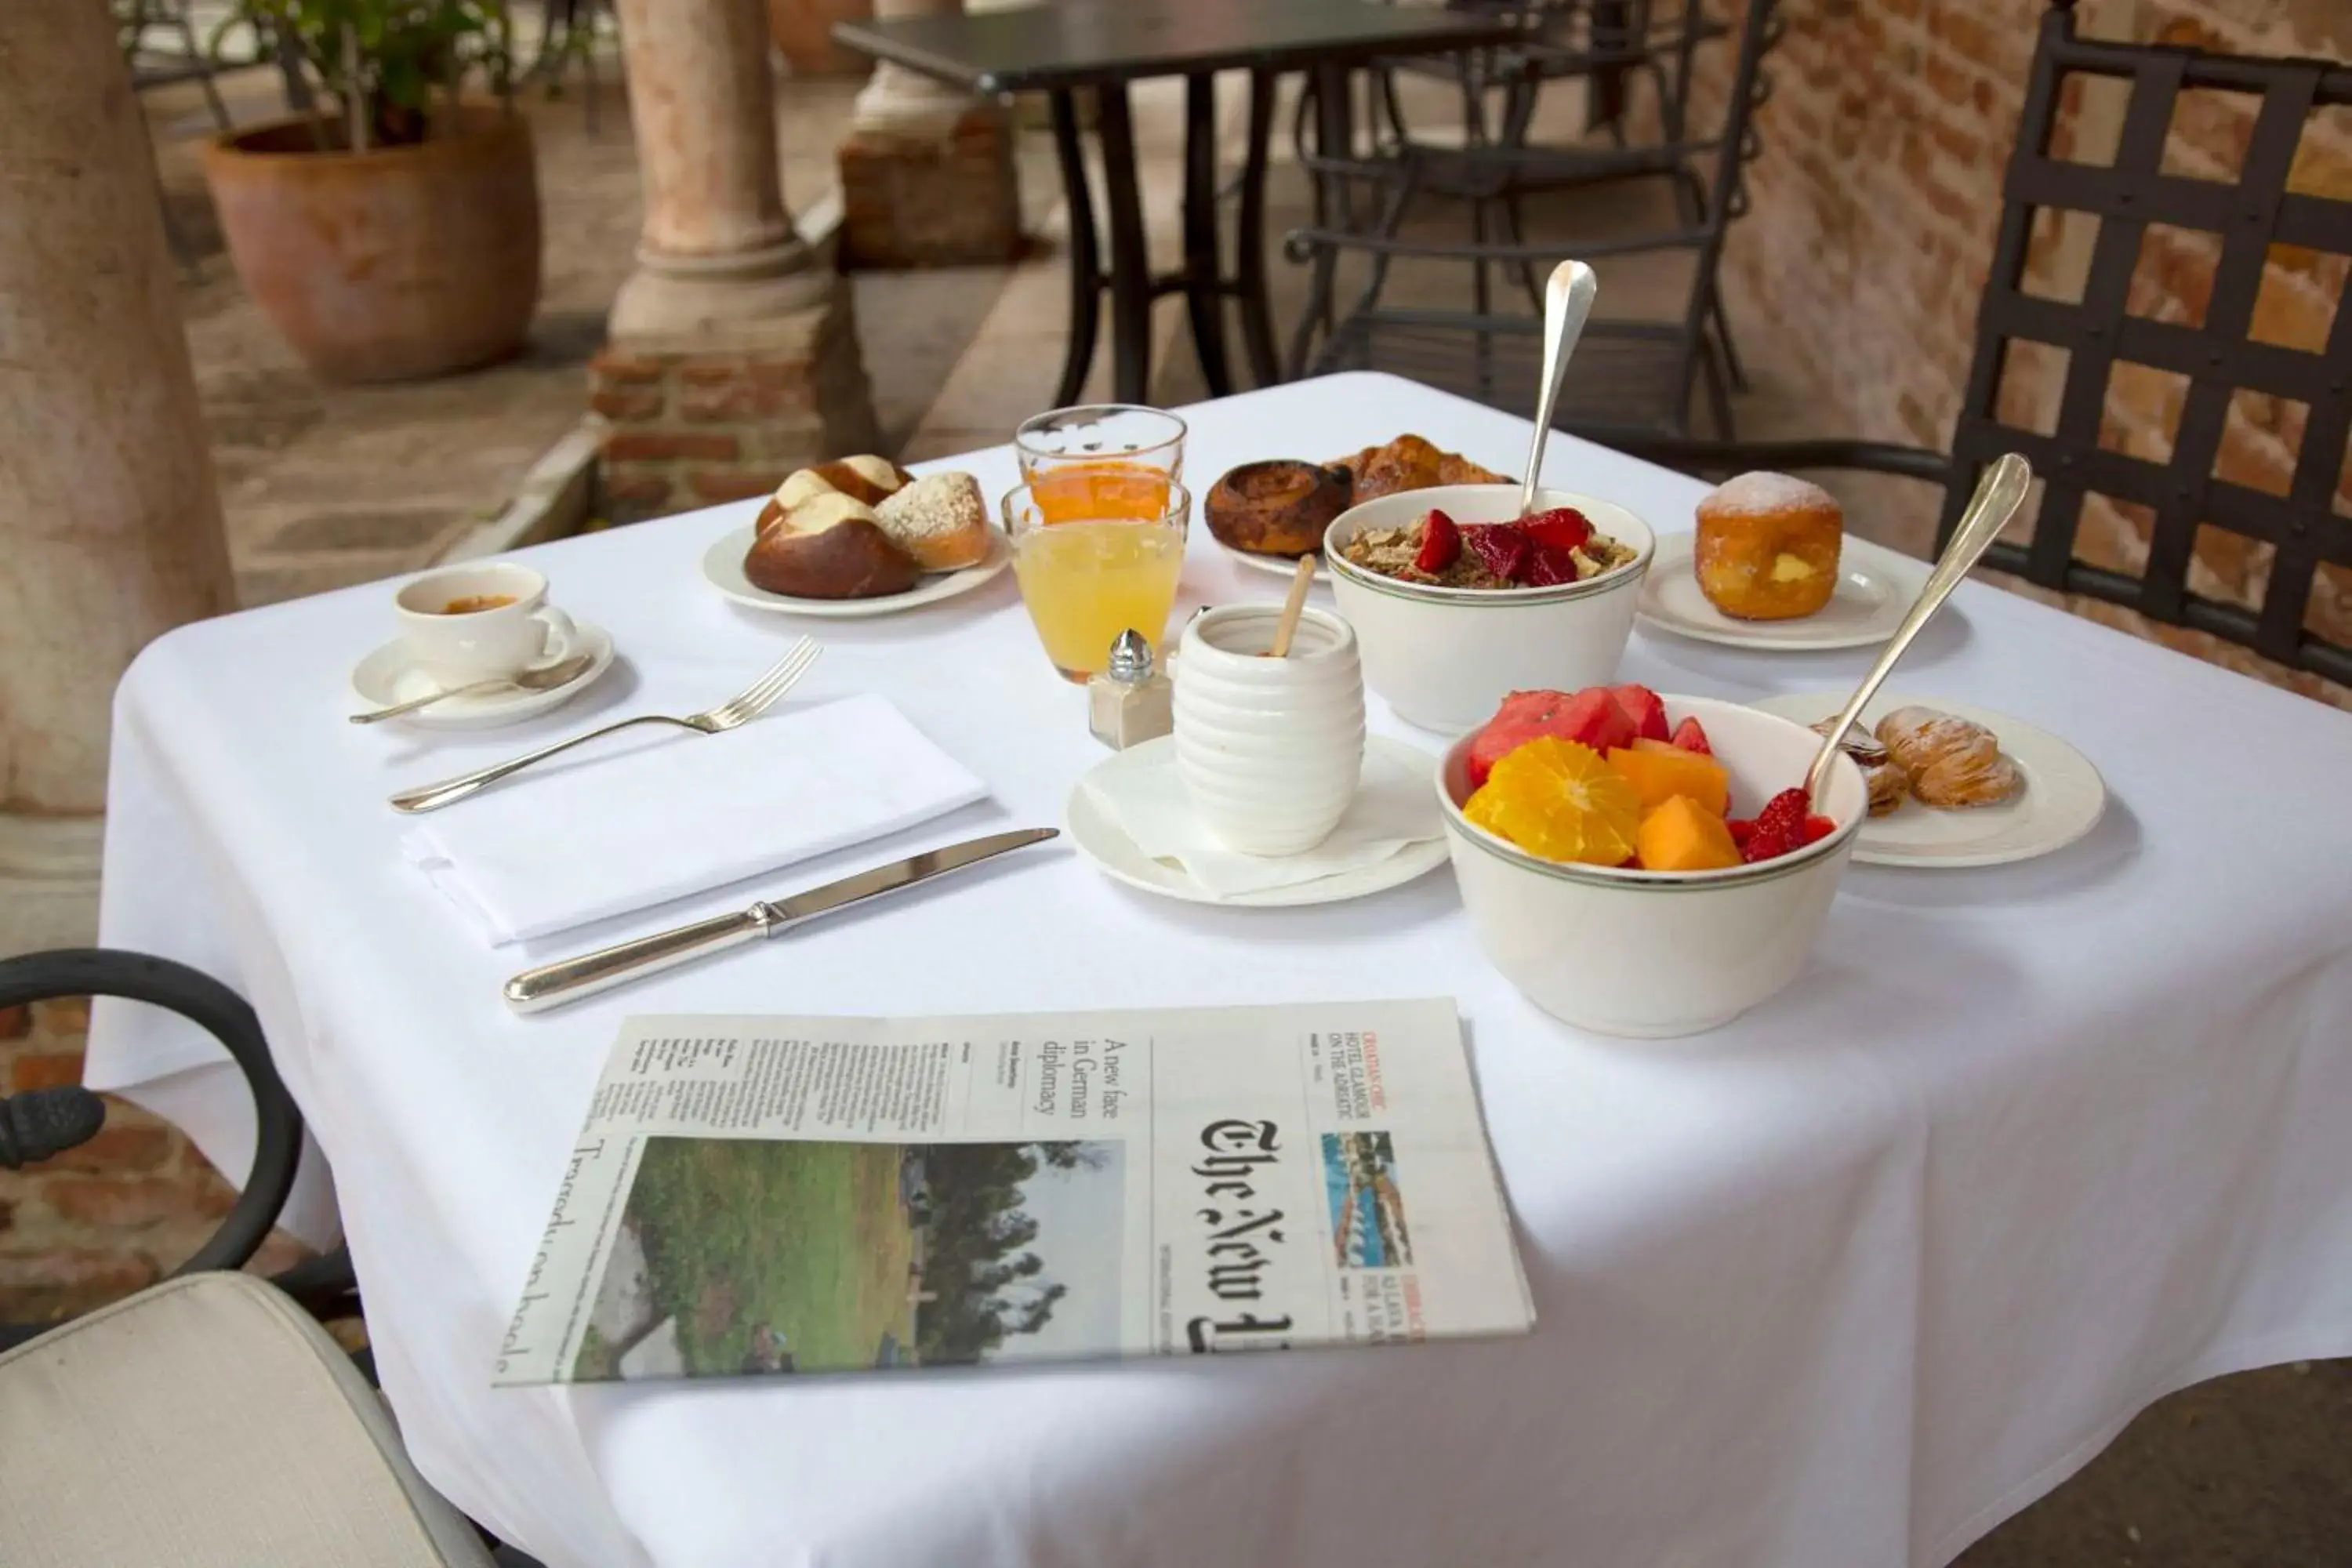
[
  {"left": 594, "top": 0, "right": 879, "bottom": 521},
  {"left": 0, "top": 5, "right": 238, "bottom": 953},
  {"left": 837, "top": 0, "right": 1022, "bottom": 269}
]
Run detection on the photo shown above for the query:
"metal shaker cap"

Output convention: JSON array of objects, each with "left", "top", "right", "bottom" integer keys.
[{"left": 1106, "top": 629, "right": 1154, "bottom": 684}]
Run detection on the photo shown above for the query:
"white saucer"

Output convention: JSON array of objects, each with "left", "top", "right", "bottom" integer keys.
[
  {"left": 700, "top": 522, "right": 1011, "bottom": 618},
  {"left": 1065, "top": 735, "right": 1451, "bottom": 907},
  {"left": 1221, "top": 542, "right": 1330, "bottom": 583},
  {"left": 1638, "top": 533, "right": 1933, "bottom": 651},
  {"left": 1747, "top": 691, "right": 2107, "bottom": 868},
  {"left": 350, "top": 622, "right": 615, "bottom": 731}
]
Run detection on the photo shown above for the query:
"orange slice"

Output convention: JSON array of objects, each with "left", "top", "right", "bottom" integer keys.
[{"left": 1463, "top": 736, "right": 1644, "bottom": 866}]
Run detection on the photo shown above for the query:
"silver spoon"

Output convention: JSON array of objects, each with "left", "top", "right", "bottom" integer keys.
[
  {"left": 1804, "top": 452, "right": 2034, "bottom": 806},
  {"left": 1515, "top": 259, "right": 1599, "bottom": 519},
  {"left": 350, "top": 651, "right": 597, "bottom": 724}
]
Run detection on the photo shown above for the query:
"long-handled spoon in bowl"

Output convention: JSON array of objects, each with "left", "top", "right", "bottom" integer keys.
[
  {"left": 1803, "top": 452, "right": 2034, "bottom": 806},
  {"left": 1515, "top": 259, "right": 1599, "bottom": 520}
]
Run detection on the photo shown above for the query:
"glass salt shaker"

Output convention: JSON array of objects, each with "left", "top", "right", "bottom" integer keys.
[{"left": 1087, "top": 629, "right": 1174, "bottom": 750}]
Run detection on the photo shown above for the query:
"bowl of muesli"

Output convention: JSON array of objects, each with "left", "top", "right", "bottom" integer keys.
[{"left": 1323, "top": 484, "right": 1653, "bottom": 732}]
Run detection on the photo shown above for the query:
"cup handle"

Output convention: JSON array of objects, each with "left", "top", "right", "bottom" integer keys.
[{"left": 531, "top": 605, "right": 579, "bottom": 664}]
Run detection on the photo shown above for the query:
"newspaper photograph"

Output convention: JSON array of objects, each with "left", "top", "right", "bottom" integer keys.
[{"left": 495, "top": 997, "right": 1532, "bottom": 1385}]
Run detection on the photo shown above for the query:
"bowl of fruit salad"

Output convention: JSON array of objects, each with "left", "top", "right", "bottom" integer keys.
[
  {"left": 1323, "top": 485, "right": 1653, "bottom": 733},
  {"left": 1437, "top": 684, "right": 1866, "bottom": 1038}
]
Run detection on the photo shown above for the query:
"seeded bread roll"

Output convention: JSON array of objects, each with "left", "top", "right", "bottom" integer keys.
[{"left": 873, "top": 472, "right": 992, "bottom": 571}]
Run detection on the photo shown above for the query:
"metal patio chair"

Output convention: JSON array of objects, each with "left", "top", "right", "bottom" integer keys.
[
  {"left": 1284, "top": 0, "right": 1783, "bottom": 441},
  {"left": 1609, "top": 0, "right": 2352, "bottom": 689}
]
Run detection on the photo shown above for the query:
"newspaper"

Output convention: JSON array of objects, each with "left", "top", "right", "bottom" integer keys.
[{"left": 495, "top": 998, "right": 1532, "bottom": 1385}]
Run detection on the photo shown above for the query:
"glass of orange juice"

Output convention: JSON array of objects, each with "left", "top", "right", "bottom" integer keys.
[
  {"left": 1014, "top": 405, "right": 1187, "bottom": 527},
  {"left": 1002, "top": 479, "right": 1191, "bottom": 684}
]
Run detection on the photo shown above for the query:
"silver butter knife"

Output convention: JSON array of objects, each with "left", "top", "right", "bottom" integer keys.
[{"left": 502, "top": 828, "right": 1059, "bottom": 1014}]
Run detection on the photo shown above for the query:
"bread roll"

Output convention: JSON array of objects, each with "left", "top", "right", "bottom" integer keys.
[
  {"left": 745, "top": 488, "right": 920, "bottom": 599},
  {"left": 874, "top": 472, "right": 993, "bottom": 571},
  {"left": 1693, "top": 471, "right": 1843, "bottom": 621}
]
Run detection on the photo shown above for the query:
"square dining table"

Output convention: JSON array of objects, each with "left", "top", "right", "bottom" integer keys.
[
  {"left": 85, "top": 372, "right": 2352, "bottom": 1568},
  {"left": 831, "top": 0, "right": 1526, "bottom": 405}
]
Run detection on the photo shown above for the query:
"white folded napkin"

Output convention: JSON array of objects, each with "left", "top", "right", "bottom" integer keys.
[
  {"left": 1083, "top": 739, "right": 1442, "bottom": 898},
  {"left": 402, "top": 694, "right": 988, "bottom": 945}
]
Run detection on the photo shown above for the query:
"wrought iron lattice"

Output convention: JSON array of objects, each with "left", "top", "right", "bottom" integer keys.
[{"left": 1942, "top": 2, "right": 2352, "bottom": 684}]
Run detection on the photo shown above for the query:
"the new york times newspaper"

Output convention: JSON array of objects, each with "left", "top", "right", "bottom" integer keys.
[{"left": 496, "top": 997, "right": 1531, "bottom": 1385}]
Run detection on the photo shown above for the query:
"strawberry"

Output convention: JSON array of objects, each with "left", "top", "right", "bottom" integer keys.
[
  {"left": 1609, "top": 684, "right": 1670, "bottom": 743},
  {"left": 1726, "top": 818, "right": 1755, "bottom": 849},
  {"left": 1414, "top": 508, "right": 1461, "bottom": 574},
  {"left": 1802, "top": 815, "right": 1838, "bottom": 845},
  {"left": 1523, "top": 543, "right": 1581, "bottom": 586},
  {"left": 1461, "top": 523, "right": 1532, "bottom": 583},
  {"left": 1741, "top": 787, "right": 1812, "bottom": 864},
  {"left": 1518, "top": 506, "right": 1593, "bottom": 554},
  {"left": 1670, "top": 715, "right": 1713, "bottom": 755}
]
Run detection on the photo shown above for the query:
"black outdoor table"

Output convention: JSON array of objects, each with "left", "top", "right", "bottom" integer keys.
[{"left": 832, "top": 0, "right": 1526, "bottom": 405}]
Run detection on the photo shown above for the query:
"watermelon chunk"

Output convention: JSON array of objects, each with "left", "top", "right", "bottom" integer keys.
[
  {"left": 1610, "top": 683, "right": 1670, "bottom": 743},
  {"left": 1670, "top": 715, "right": 1713, "bottom": 755},
  {"left": 1464, "top": 687, "right": 1634, "bottom": 786}
]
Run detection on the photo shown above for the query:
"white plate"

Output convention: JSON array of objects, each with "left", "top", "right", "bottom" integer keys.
[
  {"left": 1746, "top": 691, "right": 2107, "bottom": 868},
  {"left": 1638, "top": 533, "right": 1933, "bottom": 651},
  {"left": 350, "top": 621, "right": 616, "bottom": 730},
  {"left": 1221, "top": 541, "right": 1330, "bottom": 583},
  {"left": 1064, "top": 735, "right": 1451, "bottom": 907},
  {"left": 699, "top": 522, "right": 1011, "bottom": 618}
]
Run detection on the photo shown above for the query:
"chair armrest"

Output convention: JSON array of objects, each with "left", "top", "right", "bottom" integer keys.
[
  {"left": 1595, "top": 435, "right": 1955, "bottom": 486},
  {"left": 0, "top": 949, "right": 301, "bottom": 1278},
  {"left": 0, "top": 1087, "right": 107, "bottom": 1169}
]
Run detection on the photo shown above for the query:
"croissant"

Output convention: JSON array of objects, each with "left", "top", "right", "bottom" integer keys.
[
  {"left": 1328, "top": 434, "right": 1510, "bottom": 501},
  {"left": 1875, "top": 706, "right": 2020, "bottom": 809}
]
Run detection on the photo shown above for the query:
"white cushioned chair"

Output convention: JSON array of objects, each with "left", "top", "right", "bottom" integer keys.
[
  {"left": 0, "top": 949, "right": 498, "bottom": 1566},
  {"left": 0, "top": 1270, "right": 495, "bottom": 1566}
]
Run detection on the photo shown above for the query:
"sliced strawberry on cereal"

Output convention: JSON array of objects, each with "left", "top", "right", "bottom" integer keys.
[
  {"left": 1461, "top": 523, "right": 1532, "bottom": 583},
  {"left": 1523, "top": 542, "right": 1581, "bottom": 586},
  {"left": 1518, "top": 506, "right": 1593, "bottom": 554},
  {"left": 1609, "top": 684, "right": 1670, "bottom": 742},
  {"left": 1414, "top": 508, "right": 1461, "bottom": 573},
  {"left": 1670, "top": 715, "right": 1713, "bottom": 755}
]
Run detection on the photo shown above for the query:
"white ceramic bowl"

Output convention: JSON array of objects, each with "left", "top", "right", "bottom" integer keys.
[
  {"left": 1323, "top": 485, "right": 1654, "bottom": 734},
  {"left": 1439, "top": 695, "right": 1865, "bottom": 1038}
]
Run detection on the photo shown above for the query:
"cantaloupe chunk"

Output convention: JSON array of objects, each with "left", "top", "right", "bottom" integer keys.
[
  {"left": 1606, "top": 741, "right": 1730, "bottom": 816},
  {"left": 1635, "top": 796, "right": 1742, "bottom": 872}
]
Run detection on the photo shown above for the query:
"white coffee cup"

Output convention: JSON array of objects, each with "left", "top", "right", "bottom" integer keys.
[
  {"left": 1174, "top": 605, "right": 1366, "bottom": 856},
  {"left": 394, "top": 564, "right": 577, "bottom": 685}
]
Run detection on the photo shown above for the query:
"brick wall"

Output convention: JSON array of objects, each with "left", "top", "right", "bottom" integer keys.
[
  {"left": 0, "top": 1000, "right": 306, "bottom": 1325},
  {"left": 590, "top": 285, "right": 880, "bottom": 524},
  {"left": 1674, "top": 0, "right": 2350, "bottom": 707}
]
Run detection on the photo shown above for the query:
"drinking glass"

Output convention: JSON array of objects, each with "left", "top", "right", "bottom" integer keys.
[
  {"left": 1002, "top": 479, "right": 1191, "bottom": 684},
  {"left": 1013, "top": 405, "right": 1187, "bottom": 527}
]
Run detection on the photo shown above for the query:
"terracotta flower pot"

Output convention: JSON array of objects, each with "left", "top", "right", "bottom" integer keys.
[
  {"left": 203, "top": 106, "right": 542, "bottom": 384},
  {"left": 768, "top": 0, "right": 875, "bottom": 76}
]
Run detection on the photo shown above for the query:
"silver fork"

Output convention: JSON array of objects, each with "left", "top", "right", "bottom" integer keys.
[{"left": 388, "top": 638, "right": 822, "bottom": 814}]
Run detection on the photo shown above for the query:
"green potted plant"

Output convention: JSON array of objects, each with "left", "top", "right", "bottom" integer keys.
[{"left": 202, "top": 1, "right": 541, "bottom": 383}]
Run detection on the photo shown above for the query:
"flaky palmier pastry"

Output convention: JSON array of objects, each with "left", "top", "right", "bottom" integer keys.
[{"left": 1875, "top": 706, "right": 2021, "bottom": 809}]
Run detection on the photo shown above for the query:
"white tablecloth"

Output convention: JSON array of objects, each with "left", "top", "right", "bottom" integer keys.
[{"left": 85, "top": 373, "right": 2352, "bottom": 1568}]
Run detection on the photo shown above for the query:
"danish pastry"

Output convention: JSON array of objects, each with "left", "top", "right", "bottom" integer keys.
[
  {"left": 1875, "top": 706, "right": 2021, "bottom": 809},
  {"left": 1203, "top": 460, "right": 1352, "bottom": 557},
  {"left": 1693, "top": 471, "right": 1842, "bottom": 621}
]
